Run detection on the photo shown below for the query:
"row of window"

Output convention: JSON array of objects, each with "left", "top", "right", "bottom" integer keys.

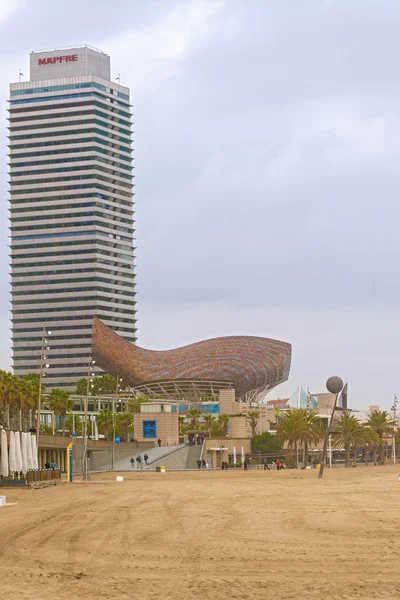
[
  {"left": 10, "top": 181, "right": 132, "bottom": 199},
  {"left": 10, "top": 134, "right": 132, "bottom": 153},
  {"left": 11, "top": 166, "right": 133, "bottom": 182},
  {"left": 10, "top": 142, "right": 133, "bottom": 162},
  {"left": 11, "top": 192, "right": 133, "bottom": 212},
  {"left": 9, "top": 100, "right": 132, "bottom": 129},
  {"left": 10, "top": 91, "right": 130, "bottom": 109},
  {"left": 11, "top": 82, "right": 129, "bottom": 101},
  {"left": 13, "top": 302, "right": 136, "bottom": 314},
  {"left": 12, "top": 265, "right": 135, "bottom": 279},
  {"left": 11, "top": 173, "right": 132, "bottom": 191},
  {"left": 12, "top": 237, "right": 134, "bottom": 254},
  {"left": 10, "top": 121, "right": 132, "bottom": 142},
  {"left": 10, "top": 155, "right": 133, "bottom": 171},
  {"left": 13, "top": 296, "right": 136, "bottom": 306},
  {"left": 10, "top": 110, "right": 131, "bottom": 131},
  {"left": 13, "top": 314, "right": 136, "bottom": 326},
  {"left": 11, "top": 209, "right": 133, "bottom": 224},
  {"left": 12, "top": 209, "right": 133, "bottom": 226},
  {"left": 10, "top": 98, "right": 132, "bottom": 121}
]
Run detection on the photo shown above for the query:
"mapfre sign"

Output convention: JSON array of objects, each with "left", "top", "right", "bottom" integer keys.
[{"left": 38, "top": 55, "right": 78, "bottom": 65}]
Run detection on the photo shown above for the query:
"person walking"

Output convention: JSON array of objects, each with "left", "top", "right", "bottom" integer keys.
[
  {"left": 158, "top": 439, "right": 162, "bottom": 447},
  {"left": 196, "top": 459, "right": 202, "bottom": 469},
  {"left": 201, "top": 459, "right": 206, "bottom": 469},
  {"left": 130, "top": 457, "right": 135, "bottom": 469},
  {"left": 136, "top": 455, "right": 142, "bottom": 469},
  {"left": 144, "top": 453, "right": 149, "bottom": 466}
]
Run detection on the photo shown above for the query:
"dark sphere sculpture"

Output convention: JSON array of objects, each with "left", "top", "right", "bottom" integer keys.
[{"left": 326, "top": 376, "right": 344, "bottom": 395}]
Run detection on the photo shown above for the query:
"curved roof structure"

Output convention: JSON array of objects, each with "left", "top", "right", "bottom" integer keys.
[{"left": 92, "top": 317, "right": 291, "bottom": 401}]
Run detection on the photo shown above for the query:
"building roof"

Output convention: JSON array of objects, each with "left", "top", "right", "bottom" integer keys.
[{"left": 92, "top": 317, "right": 291, "bottom": 401}]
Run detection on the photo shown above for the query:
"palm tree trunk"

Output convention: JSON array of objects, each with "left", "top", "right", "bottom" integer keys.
[
  {"left": 365, "top": 447, "right": 369, "bottom": 466},
  {"left": 294, "top": 440, "right": 299, "bottom": 468},
  {"left": 62, "top": 413, "right": 66, "bottom": 437},
  {"left": 380, "top": 443, "right": 385, "bottom": 465},
  {"left": 345, "top": 444, "right": 350, "bottom": 468},
  {"left": 353, "top": 445, "right": 357, "bottom": 467},
  {"left": 373, "top": 448, "right": 377, "bottom": 465},
  {"left": 303, "top": 441, "right": 308, "bottom": 469}
]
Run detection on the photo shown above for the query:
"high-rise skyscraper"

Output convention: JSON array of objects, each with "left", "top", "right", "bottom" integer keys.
[{"left": 9, "top": 46, "right": 136, "bottom": 391}]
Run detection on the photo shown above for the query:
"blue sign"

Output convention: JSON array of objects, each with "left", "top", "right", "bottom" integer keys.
[
  {"left": 115, "top": 436, "right": 120, "bottom": 444},
  {"left": 143, "top": 420, "right": 157, "bottom": 439},
  {"left": 71, "top": 433, "right": 76, "bottom": 438}
]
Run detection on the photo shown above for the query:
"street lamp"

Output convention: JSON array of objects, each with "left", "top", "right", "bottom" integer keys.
[
  {"left": 391, "top": 394, "right": 398, "bottom": 464},
  {"left": 37, "top": 326, "right": 51, "bottom": 460},
  {"left": 319, "top": 376, "right": 344, "bottom": 479},
  {"left": 83, "top": 358, "right": 96, "bottom": 481},
  {"left": 111, "top": 375, "right": 122, "bottom": 470}
]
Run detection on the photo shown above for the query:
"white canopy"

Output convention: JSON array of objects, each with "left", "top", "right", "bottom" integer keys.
[
  {"left": 14, "top": 431, "right": 23, "bottom": 473},
  {"left": 26, "top": 433, "right": 34, "bottom": 470},
  {"left": 0, "top": 429, "right": 8, "bottom": 477},
  {"left": 31, "top": 435, "right": 38, "bottom": 470},
  {"left": 21, "top": 432, "right": 30, "bottom": 474},
  {"left": 9, "top": 431, "right": 17, "bottom": 473}
]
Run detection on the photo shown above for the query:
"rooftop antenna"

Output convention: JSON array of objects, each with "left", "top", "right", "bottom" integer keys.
[
  {"left": 116, "top": 73, "right": 121, "bottom": 83},
  {"left": 18, "top": 70, "right": 23, "bottom": 82}
]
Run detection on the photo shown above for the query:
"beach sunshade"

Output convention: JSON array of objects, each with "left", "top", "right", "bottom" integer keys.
[
  {"left": 14, "top": 431, "right": 23, "bottom": 473},
  {"left": 31, "top": 435, "right": 38, "bottom": 470},
  {"left": 0, "top": 429, "right": 8, "bottom": 477},
  {"left": 26, "top": 433, "right": 34, "bottom": 470},
  {"left": 9, "top": 431, "right": 17, "bottom": 474}
]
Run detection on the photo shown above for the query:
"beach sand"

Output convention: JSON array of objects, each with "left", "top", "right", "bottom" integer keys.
[{"left": 1, "top": 465, "right": 400, "bottom": 599}]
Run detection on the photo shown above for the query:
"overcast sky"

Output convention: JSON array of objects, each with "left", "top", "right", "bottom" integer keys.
[{"left": 0, "top": 0, "right": 399, "bottom": 409}]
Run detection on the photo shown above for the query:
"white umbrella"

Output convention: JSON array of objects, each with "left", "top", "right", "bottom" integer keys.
[
  {"left": 21, "top": 432, "right": 29, "bottom": 474},
  {"left": 241, "top": 446, "right": 245, "bottom": 468},
  {"left": 15, "top": 431, "right": 23, "bottom": 473},
  {"left": 26, "top": 433, "right": 34, "bottom": 470},
  {"left": 0, "top": 429, "right": 8, "bottom": 477},
  {"left": 31, "top": 435, "right": 38, "bottom": 470},
  {"left": 9, "top": 431, "right": 17, "bottom": 474},
  {"left": 233, "top": 446, "right": 237, "bottom": 466}
]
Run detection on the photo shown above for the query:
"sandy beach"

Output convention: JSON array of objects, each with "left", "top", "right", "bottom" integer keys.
[{"left": 1, "top": 466, "right": 400, "bottom": 599}]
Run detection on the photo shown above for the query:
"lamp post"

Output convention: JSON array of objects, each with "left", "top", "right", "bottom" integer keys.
[
  {"left": 83, "top": 358, "right": 95, "bottom": 481},
  {"left": 319, "top": 376, "right": 344, "bottom": 479},
  {"left": 391, "top": 395, "right": 398, "bottom": 464},
  {"left": 37, "top": 326, "right": 51, "bottom": 461},
  {"left": 111, "top": 375, "right": 122, "bottom": 471}
]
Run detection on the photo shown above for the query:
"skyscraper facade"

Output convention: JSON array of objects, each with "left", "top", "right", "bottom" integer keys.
[{"left": 9, "top": 46, "right": 136, "bottom": 391}]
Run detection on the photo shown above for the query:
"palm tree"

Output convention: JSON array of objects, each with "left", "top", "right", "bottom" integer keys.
[
  {"left": 299, "top": 412, "right": 324, "bottom": 468},
  {"left": 362, "top": 427, "right": 381, "bottom": 466},
  {"left": 366, "top": 410, "right": 395, "bottom": 464},
  {"left": 276, "top": 409, "right": 309, "bottom": 468},
  {"left": 127, "top": 393, "right": 150, "bottom": 414},
  {"left": 46, "top": 389, "right": 74, "bottom": 436},
  {"left": 178, "top": 416, "right": 186, "bottom": 435},
  {"left": 0, "top": 370, "right": 20, "bottom": 428},
  {"left": 116, "top": 412, "right": 133, "bottom": 441},
  {"left": 332, "top": 413, "right": 364, "bottom": 467},
  {"left": 247, "top": 411, "right": 259, "bottom": 437},
  {"left": 203, "top": 414, "right": 214, "bottom": 437},
  {"left": 187, "top": 408, "right": 202, "bottom": 429},
  {"left": 218, "top": 414, "right": 230, "bottom": 435},
  {"left": 96, "top": 409, "right": 114, "bottom": 440}
]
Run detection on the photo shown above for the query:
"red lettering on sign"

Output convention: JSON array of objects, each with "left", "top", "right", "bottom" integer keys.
[{"left": 37, "top": 54, "right": 79, "bottom": 66}]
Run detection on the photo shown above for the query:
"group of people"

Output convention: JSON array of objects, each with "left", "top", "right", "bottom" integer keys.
[
  {"left": 130, "top": 453, "right": 149, "bottom": 469},
  {"left": 189, "top": 435, "right": 204, "bottom": 447},
  {"left": 44, "top": 461, "right": 58, "bottom": 470},
  {"left": 196, "top": 459, "right": 208, "bottom": 469}
]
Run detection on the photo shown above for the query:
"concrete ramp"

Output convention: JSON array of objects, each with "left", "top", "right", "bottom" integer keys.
[
  {"left": 185, "top": 444, "right": 203, "bottom": 469},
  {"left": 113, "top": 445, "right": 182, "bottom": 471},
  {"left": 145, "top": 445, "right": 189, "bottom": 471}
]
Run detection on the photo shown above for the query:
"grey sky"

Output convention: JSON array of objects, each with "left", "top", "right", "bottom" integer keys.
[{"left": 1, "top": 0, "right": 399, "bottom": 409}]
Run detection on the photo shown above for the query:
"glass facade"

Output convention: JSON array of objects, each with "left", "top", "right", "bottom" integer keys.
[{"left": 9, "top": 55, "right": 136, "bottom": 391}]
